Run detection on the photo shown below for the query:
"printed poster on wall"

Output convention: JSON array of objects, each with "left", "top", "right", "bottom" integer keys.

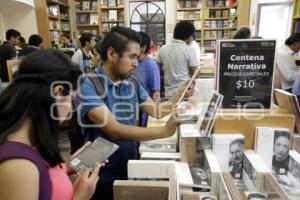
[{"left": 216, "top": 39, "right": 276, "bottom": 109}]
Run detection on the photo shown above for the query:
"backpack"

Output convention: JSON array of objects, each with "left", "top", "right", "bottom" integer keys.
[{"left": 67, "top": 73, "right": 138, "bottom": 154}]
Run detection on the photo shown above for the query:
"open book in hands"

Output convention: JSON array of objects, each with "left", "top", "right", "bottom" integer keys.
[{"left": 69, "top": 137, "right": 119, "bottom": 174}]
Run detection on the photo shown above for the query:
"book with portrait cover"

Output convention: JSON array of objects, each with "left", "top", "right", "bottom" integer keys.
[
  {"left": 254, "top": 127, "right": 291, "bottom": 175},
  {"left": 212, "top": 134, "right": 245, "bottom": 179}
]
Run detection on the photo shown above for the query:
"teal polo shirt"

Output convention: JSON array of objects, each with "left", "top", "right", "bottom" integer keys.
[{"left": 77, "top": 64, "right": 149, "bottom": 183}]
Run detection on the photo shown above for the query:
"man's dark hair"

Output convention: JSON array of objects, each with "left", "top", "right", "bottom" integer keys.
[
  {"left": 79, "top": 32, "right": 94, "bottom": 47},
  {"left": 173, "top": 21, "right": 195, "bottom": 40},
  {"left": 139, "top": 31, "right": 151, "bottom": 54},
  {"left": 94, "top": 41, "right": 102, "bottom": 55},
  {"left": 100, "top": 26, "right": 141, "bottom": 61},
  {"left": 19, "top": 36, "right": 26, "bottom": 44},
  {"left": 6, "top": 29, "right": 21, "bottom": 40},
  {"left": 0, "top": 49, "right": 82, "bottom": 167},
  {"left": 274, "top": 130, "right": 290, "bottom": 144},
  {"left": 233, "top": 27, "right": 251, "bottom": 39},
  {"left": 285, "top": 32, "right": 300, "bottom": 45},
  {"left": 28, "top": 34, "right": 43, "bottom": 46},
  {"left": 62, "top": 33, "right": 71, "bottom": 40}
]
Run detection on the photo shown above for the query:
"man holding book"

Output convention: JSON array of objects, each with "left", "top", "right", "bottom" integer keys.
[{"left": 77, "top": 26, "right": 194, "bottom": 200}]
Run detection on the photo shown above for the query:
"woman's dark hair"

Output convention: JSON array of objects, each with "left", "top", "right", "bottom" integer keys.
[
  {"left": 0, "top": 49, "right": 82, "bottom": 167},
  {"left": 233, "top": 27, "right": 251, "bottom": 39},
  {"left": 285, "top": 32, "right": 300, "bottom": 45},
  {"left": 100, "top": 26, "right": 141, "bottom": 61},
  {"left": 173, "top": 21, "right": 195, "bottom": 40},
  {"left": 139, "top": 31, "right": 151, "bottom": 54}
]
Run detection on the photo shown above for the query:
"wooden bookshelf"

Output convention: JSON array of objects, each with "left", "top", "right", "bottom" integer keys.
[
  {"left": 176, "top": 0, "right": 250, "bottom": 53},
  {"left": 35, "top": 0, "right": 72, "bottom": 47},
  {"left": 291, "top": 0, "right": 300, "bottom": 33},
  {"left": 99, "top": 0, "right": 125, "bottom": 33},
  {"left": 73, "top": 0, "right": 125, "bottom": 35}
]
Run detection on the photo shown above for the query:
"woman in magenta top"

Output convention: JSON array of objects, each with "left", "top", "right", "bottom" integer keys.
[{"left": 0, "top": 49, "right": 103, "bottom": 200}]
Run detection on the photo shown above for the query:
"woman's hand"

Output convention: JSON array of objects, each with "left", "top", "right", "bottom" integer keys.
[
  {"left": 72, "top": 163, "right": 104, "bottom": 200},
  {"left": 68, "top": 142, "right": 92, "bottom": 175}
]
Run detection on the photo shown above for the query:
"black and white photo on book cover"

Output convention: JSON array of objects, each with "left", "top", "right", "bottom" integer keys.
[
  {"left": 272, "top": 130, "right": 290, "bottom": 175},
  {"left": 196, "top": 90, "right": 223, "bottom": 136},
  {"left": 216, "top": 39, "right": 276, "bottom": 109},
  {"left": 228, "top": 138, "right": 244, "bottom": 179}
]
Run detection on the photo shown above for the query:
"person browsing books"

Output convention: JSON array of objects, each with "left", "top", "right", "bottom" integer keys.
[
  {"left": 77, "top": 26, "right": 194, "bottom": 200},
  {"left": 276, "top": 33, "right": 300, "bottom": 92},
  {"left": 0, "top": 49, "right": 106, "bottom": 200},
  {"left": 134, "top": 31, "right": 160, "bottom": 127}
]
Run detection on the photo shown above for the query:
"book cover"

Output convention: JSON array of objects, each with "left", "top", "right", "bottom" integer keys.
[
  {"left": 108, "top": 10, "right": 118, "bottom": 21},
  {"left": 90, "top": 13, "right": 98, "bottom": 25},
  {"left": 91, "top": 1, "right": 98, "bottom": 10},
  {"left": 69, "top": 137, "right": 119, "bottom": 174},
  {"left": 212, "top": 134, "right": 245, "bottom": 179},
  {"left": 77, "top": 14, "right": 89, "bottom": 24},
  {"left": 255, "top": 127, "right": 291, "bottom": 175},
  {"left": 82, "top": 1, "right": 91, "bottom": 10},
  {"left": 108, "top": 0, "right": 116, "bottom": 7}
]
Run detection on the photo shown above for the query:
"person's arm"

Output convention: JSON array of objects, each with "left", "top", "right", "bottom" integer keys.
[
  {"left": 0, "top": 159, "right": 39, "bottom": 200},
  {"left": 9, "top": 45, "right": 17, "bottom": 59},
  {"left": 149, "top": 59, "right": 161, "bottom": 102},
  {"left": 87, "top": 105, "right": 178, "bottom": 141},
  {"left": 140, "top": 81, "right": 194, "bottom": 119},
  {"left": 276, "top": 53, "right": 297, "bottom": 82},
  {"left": 188, "top": 47, "right": 200, "bottom": 76},
  {"left": 152, "top": 91, "right": 161, "bottom": 102}
]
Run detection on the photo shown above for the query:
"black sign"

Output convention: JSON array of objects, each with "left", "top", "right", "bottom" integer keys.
[{"left": 217, "top": 40, "right": 276, "bottom": 109}]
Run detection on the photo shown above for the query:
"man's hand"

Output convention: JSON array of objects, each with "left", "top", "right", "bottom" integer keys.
[
  {"left": 161, "top": 113, "right": 183, "bottom": 138},
  {"left": 176, "top": 79, "right": 196, "bottom": 103}
]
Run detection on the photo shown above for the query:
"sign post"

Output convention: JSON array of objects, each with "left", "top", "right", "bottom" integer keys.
[{"left": 216, "top": 40, "right": 276, "bottom": 109}]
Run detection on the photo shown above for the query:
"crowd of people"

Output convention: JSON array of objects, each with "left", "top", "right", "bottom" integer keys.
[{"left": 0, "top": 20, "right": 300, "bottom": 200}]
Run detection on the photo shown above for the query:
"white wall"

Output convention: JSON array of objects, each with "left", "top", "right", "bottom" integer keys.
[
  {"left": 249, "top": 0, "right": 293, "bottom": 36},
  {"left": 165, "top": 0, "right": 176, "bottom": 44},
  {"left": 0, "top": 0, "right": 38, "bottom": 42}
]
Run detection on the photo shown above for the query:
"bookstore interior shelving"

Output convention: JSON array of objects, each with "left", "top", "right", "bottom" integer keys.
[
  {"left": 35, "top": 0, "right": 72, "bottom": 47},
  {"left": 74, "top": 0, "right": 125, "bottom": 35},
  {"left": 176, "top": 0, "right": 250, "bottom": 52},
  {"left": 292, "top": 0, "right": 300, "bottom": 33}
]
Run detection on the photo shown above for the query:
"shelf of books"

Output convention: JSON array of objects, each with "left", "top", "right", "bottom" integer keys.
[
  {"left": 176, "top": 0, "right": 241, "bottom": 53},
  {"left": 46, "top": 0, "right": 72, "bottom": 47},
  {"left": 75, "top": 0, "right": 99, "bottom": 35},
  {"left": 100, "top": 0, "right": 125, "bottom": 33},
  {"left": 292, "top": 0, "right": 300, "bottom": 33},
  {"left": 74, "top": 0, "right": 124, "bottom": 35}
]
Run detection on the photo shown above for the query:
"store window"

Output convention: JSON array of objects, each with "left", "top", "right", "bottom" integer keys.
[
  {"left": 129, "top": 0, "right": 165, "bottom": 46},
  {"left": 256, "top": 1, "right": 293, "bottom": 46}
]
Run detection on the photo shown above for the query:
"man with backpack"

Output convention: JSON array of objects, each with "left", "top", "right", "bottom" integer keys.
[
  {"left": 76, "top": 26, "right": 194, "bottom": 200},
  {"left": 72, "top": 32, "right": 96, "bottom": 72}
]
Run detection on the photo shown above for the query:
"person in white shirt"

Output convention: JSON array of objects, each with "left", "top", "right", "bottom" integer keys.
[
  {"left": 71, "top": 33, "right": 96, "bottom": 72},
  {"left": 189, "top": 34, "right": 201, "bottom": 63},
  {"left": 157, "top": 21, "right": 200, "bottom": 99},
  {"left": 276, "top": 33, "right": 300, "bottom": 92}
]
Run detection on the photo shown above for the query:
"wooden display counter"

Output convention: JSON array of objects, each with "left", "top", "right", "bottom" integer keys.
[{"left": 213, "top": 106, "right": 295, "bottom": 149}]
